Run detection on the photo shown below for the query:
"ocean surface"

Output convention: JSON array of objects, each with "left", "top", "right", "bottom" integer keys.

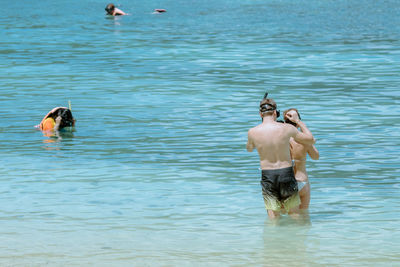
[{"left": 1, "top": 0, "right": 399, "bottom": 265}]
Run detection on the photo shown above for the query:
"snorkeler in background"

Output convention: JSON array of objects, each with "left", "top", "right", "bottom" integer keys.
[
  {"left": 37, "top": 107, "right": 75, "bottom": 132},
  {"left": 153, "top": 9, "right": 166, "bottom": 13},
  {"left": 284, "top": 108, "right": 319, "bottom": 211},
  {"left": 105, "top": 3, "right": 127, "bottom": 16}
]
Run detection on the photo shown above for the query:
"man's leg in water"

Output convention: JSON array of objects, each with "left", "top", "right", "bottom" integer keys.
[
  {"left": 262, "top": 194, "right": 282, "bottom": 219},
  {"left": 267, "top": 209, "right": 280, "bottom": 219},
  {"left": 288, "top": 208, "right": 301, "bottom": 220},
  {"left": 287, "top": 194, "right": 302, "bottom": 218}
]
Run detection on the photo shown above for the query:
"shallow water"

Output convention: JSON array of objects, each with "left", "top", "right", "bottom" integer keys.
[{"left": 1, "top": 0, "right": 399, "bottom": 265}]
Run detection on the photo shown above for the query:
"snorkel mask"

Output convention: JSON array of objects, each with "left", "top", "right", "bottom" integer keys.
[{"left": 260, "top": 92, "right": 280, "bottom": 118}]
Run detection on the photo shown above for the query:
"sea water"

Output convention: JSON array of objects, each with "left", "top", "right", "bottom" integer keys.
[{"left": 0, "top": 0, "right": 399, "bottom": 265}]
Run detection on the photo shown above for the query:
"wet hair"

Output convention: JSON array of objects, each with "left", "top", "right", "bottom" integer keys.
[
  {"left": 48, "top": 108, "right": 75, "bottom": 129},
  {"left": 105, "top": 3, "right": 115, "bottom": 14},
  {"left": 57, "top": 108, "right": 75, "bottom": 128},
  {"left": 283, "top": 108, "right": 301, "bottom": 126}
]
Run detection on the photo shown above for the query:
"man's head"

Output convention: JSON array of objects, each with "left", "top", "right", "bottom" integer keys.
[
  {"left": 105, "top": 3, "right": 115, "bottom": 14},
  {"left": 56, "top": 108, "right": 75, "bottom": 128},
  {"left": 259, "top": 97, "right": 280, "bottom": 119}
]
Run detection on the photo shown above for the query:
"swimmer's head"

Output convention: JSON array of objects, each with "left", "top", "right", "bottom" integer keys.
[
  {"left": 154, "top": 9, "right": 166, "bottom": 13},
  {"left": 56, "top": 108, "right": 75, "bottom": 128},
  {"left": 283, "top": 108, "right": 301, "bottom": 126},
  {"left": 260, "top": 92, "right": 280, "bottom": 118},
  {"left": 105, "top": 3, "right": 115, "bottom": 14},
  {"left": 46, "top": 107, "right": 75, "bottom": 129}
]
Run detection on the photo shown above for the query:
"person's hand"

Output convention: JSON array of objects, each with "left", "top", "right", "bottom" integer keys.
[
  {"left": 54, "top": 116, "right": 62, "bottom": 131},
  {"left": 285, "top": 112, "right": 300, "bottom": 125}
]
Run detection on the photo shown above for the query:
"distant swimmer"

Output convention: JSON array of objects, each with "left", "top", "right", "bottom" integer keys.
[
  {"left": 247, "top": 92, "right": 315, "bottom": 219},
  {"left": 37, "top": 107, "right": 75, "bottom": 133},
  {"left": 105, "top": 3, "right": 126, "bottom": 16},
  {"left": 284, "top": 108, "right": 319, "bottom": 211},
  {"left": 153, "top": 9, "right": 166, "bottom": 13}
]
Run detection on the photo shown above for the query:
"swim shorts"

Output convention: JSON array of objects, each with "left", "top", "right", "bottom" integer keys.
[{"left": 260, "top": 167, "right": 300, "bottom": 212}]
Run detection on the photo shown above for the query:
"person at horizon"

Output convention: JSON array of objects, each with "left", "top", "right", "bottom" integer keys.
[
  {"left": 153, "top": 9, "right": 166, "bottom": 14},
  {"left": 284, "top": 108, "right": 319, "bottom": 211},
  {"left": 246, "top": 93, "right": 315, "bottom": 219},
  {"left": 36, "top": 107, "right": 75, "bottom": 133},
  {"left": 105, "top": 3, "right": 126, "bottom": 16}
]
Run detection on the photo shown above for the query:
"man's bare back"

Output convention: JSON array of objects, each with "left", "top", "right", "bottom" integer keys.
[
  {"left": 247, "top": 113, "right": 315, "bottom": 170},
  {"left": 247, "top": 118, "right": 294, "bottom": 169}
]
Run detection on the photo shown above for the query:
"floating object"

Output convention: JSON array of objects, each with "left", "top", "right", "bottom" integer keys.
[{"left": 154, "top": 9, "right": 166, "bottom": 13}]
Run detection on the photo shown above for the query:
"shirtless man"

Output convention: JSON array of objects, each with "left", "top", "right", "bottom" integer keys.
[
  {"left": 105, "top": 3, "right": 126, "bottom": 16},
  {"left": 284, "top": 108, "right": 319, "bottom": 211},
  {"left": 246, "top": 93, "right": 315, "bottom": 219}
]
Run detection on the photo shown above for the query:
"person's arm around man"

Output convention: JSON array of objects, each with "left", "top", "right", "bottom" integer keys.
[
  {"left": 285, "top": 112, "right": 315, "bottom": 146},
  {"left": 307, "top": 144, "right": 319, "bottom": 160}
]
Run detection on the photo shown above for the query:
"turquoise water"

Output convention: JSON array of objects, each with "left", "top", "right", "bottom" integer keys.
[{"left": 1, "top": 0, "right": 399, "bottom": 265}]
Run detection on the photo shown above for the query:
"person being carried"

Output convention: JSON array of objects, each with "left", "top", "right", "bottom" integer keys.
[
  {"left": 105, "top": 3, "right": 126, "bottom": 16},
  {"left": 247, "top": 93, "right": 315, "bottom": 219},
  {"left": 37, "top": 107, "right": 75, "bottom": 133},
  {"left": 284, "top": 108, "right": 319, "bottom": 211}
]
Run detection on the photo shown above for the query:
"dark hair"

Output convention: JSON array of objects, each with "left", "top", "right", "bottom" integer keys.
[
  {"left": 57, "top": 108, "right": 75, "bottom": 128},
  {"left": 47, "top": 108, "right": 75, "bottom": 129},
  {"left": 105, "top": 3, "right": 115, "bottom": 14}
]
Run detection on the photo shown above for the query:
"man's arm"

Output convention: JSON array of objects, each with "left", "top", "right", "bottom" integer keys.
[
  {"left": 307, "top": 144, "right": 319, "bottom": 160},
  {"left": 292, "top": 121, "right": 315, "bottom": 145},
  {"left": 114, "top": 8, "right": 126, "bottom": 15},
  {"left": 247, "top": 130, "right": 255, "bottom": 152},
  {"left": 285, "top": 111, "right": 315, "bottom": 146}
]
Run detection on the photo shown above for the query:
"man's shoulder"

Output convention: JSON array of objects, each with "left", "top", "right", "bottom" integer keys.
[
  {"left": 249, "top": 122, "right": 262, "bottom": 129},
  {"left": 248, "top": 125, "right": 257, "bottom": 134},
  {"left": 248, "top": 124, "right": 264, "bottom": 137},
  {"left": 281, "top": 122, "right": 297, "bottom": 136}
]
